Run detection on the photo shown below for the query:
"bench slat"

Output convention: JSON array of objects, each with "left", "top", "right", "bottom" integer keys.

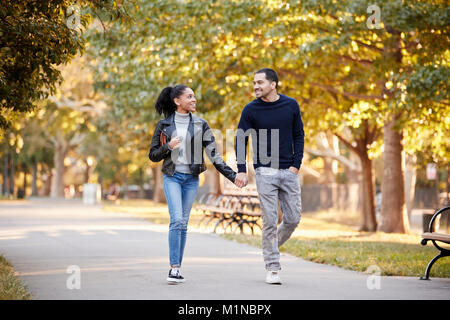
[
  {"left": 235, "top": 210, "right": 261, "bottom": 217},
  {"left": 421, "top": 232, "right": 450, "bottom": 243},
  {"left": 195, "top": 206, "right": 234, "bottom": 214}
]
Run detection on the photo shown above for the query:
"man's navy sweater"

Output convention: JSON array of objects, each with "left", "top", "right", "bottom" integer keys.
[{"left": 235, "top": 94, "right": 304, "bottom": 173}]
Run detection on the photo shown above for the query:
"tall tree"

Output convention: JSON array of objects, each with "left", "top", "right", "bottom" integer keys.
[
  {"left": 24, "top": 54, "right": 103, "bottom": 197},
  {"left": 86, "top": 0, "right": 449, "bottom": 232},
  {"left": 15, "top": 114, "right": 54, "bottom": 196},
  {"left": 0, "top": 0, "right": 129, "bottom": 132}
]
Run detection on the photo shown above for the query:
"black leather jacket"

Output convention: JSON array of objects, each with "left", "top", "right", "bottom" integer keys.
[{"left": 149, "top": 113, "right": 237, "bottom": 182}]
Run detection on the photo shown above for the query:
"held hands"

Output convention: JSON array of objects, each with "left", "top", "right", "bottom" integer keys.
[
  {"left": 168, "top": 136, "right": 182, "bottom": 150},
  {"left": 234, "top": 172, "right": 248, "bottom": 188}
]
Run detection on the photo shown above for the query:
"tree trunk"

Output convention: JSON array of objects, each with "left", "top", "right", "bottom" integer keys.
[
  {"left": 152, "top": 163, "right": 166, "bottom": 203},
  {"left": 98, "top": 176, "right": 104, "bottom": 199},
  {"left": 31, "top": 159, "right": 38, "bottom": 196},
  {"left": 84, "top": 160, "right": 90, "bottom": 184},
  {"left": 9, "top": 152, "right": 15, "bottom": 196},
  {"left": 23, "top": 171, "right": 27, "bottom": 192},
  {"left": 122, "top": 169, "right": 129, "bottom": 200},
  {"left": 434, "top": 164, "right": 440, "bottom": 208},
  {"left": 347, "top": 151, "right": 361, "bottom": 184},
  {"left": 2, "top": 152, "right": 8, "bottom": 196},
  {"left": 335, "top": 132, "right": 376, "bottom": 231},
  {"left": 323, "top": 159, "right": 335, "bottom": 184},
  {"left": 210, "top": 140, "right": 224, "bottom": 194},
  {"left": 138, "top": 168, "right": 145, "bottom": 199},
  {"left": 379, "top": 119, "right": 410, "bottom": 233},
  {"left": 447, "top": 165, "right": 449, "bottom": 207},
  {"left": 358, "top": 152, "right": 377, "bottom": 231},
  {"left": 50, "top": 143, "right": 67, "bottom": 198},
  {"left": 42, "top": 170, "right": 52, "bottom": 196},
  {"left": 317, "top": 133, "right": 338, "bottom": 184},
  {"left": 404, "top": 154, "right": 417, "bottom": 219},
  {"left": 208, "top": 168, "right": 222, "bottom": 194}
]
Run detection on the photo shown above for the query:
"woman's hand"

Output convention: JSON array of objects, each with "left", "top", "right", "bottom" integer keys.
[{"left": 168, "top": 136, "right": 182, "bottom": 150}]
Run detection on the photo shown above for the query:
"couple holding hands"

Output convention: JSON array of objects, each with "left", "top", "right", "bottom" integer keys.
[{"left": 149, "top": 68, "right": 304, "bottom": 285}]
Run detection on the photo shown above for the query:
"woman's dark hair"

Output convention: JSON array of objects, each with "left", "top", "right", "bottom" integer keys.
[{"left": 155, "top": 84, "right": 189, "bottom": 118}]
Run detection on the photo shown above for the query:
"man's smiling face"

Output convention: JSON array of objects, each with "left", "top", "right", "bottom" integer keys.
[{"left": 253, "top": 72, "right": 276, "bottom": 99}]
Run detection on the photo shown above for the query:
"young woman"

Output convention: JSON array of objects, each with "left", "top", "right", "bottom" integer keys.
[{"left": 149, "top": 84, "right": 240, "bottom": 284}]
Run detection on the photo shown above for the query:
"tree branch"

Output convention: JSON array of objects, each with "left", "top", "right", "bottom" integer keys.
[
  {"left": 48, "top": 97, "right": 106, "bottom": 113},
  {"left": 300, "top": 165, "right": 322, "bottom": 178},
  {"left": 279, "top": 68, "right": 384, "bottom": 101},
  {"left": 338, "top": 55, "right": 374, "bottom": 65},
  {"left": 353, "top": 40, "right": 384, "bottom": 53},
  {"left": 334, "top": 132, "right": 359, "bottom": 155},
  {"left": 305, "top": 147, "right": 360, "bottom": 171},
  {"left": 309, "top": 82, "right": 384, "bottom": 101}
]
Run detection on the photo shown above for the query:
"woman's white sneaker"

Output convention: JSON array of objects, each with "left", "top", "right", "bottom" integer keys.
[
  {"left": 265, "top": 271, "right": 282, "bottom": 284},
  {"left": 167, "top": 269, "right": 185, "bottom": 284}
]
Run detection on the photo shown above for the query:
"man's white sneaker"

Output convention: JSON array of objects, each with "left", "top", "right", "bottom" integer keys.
[{"left": 265, "top": 271, "right": 282, "bottom": 284}]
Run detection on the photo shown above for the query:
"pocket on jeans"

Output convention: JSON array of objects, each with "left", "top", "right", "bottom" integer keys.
[{"left": 286, "top": 169, "right": 298, "bottom": 176}]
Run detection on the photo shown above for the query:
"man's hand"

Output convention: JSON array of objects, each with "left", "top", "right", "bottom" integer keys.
[
  {"left": 234, "top": 172, "right": 248, "bottom": 188},
  {"left": 288, "top": 166, "right": 299, "bottom": 175}
]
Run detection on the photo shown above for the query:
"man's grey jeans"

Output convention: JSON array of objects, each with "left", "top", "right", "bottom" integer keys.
[{"left": 255, "top": 167, "right": 302, "bottom": 271}]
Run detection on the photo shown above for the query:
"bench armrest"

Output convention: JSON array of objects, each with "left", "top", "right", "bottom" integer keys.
[{"left": 428, "top": 206, "right": 450, "bottom": 233}]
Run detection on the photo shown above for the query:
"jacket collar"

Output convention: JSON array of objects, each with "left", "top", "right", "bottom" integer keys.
[
  {"left": 160, "top": 112, "right": 176, "bottom": 125},
  {"left": 160, "top": 112, "right": 201, "bottom": 140},
  {"left": 160, "top": 112, "right": 199, "bottom": 124},
  {"left": 160, "top": 112, "right": 203, "bottom": 124}
]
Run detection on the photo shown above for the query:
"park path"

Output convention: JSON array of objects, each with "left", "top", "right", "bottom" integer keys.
[{"left": 0, "top": 199, "right": 448, "bottom": 300}]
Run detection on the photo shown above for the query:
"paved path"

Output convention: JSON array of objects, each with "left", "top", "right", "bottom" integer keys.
[{"left": 0, "top": 199, "right": 449, "bottom": 300}]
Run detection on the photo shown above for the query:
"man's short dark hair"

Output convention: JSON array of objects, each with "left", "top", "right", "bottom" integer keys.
[{"left": 255, "top": 68, "right": 279, "bottom": 89}]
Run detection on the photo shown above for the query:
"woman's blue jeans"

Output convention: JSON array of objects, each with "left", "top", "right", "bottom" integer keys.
[{"left": 163, "top": 172, "right": 199, "bottom": 268}]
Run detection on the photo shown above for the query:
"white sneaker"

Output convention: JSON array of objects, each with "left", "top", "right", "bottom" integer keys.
[
  {"left": 167, "top": 269, "right": 185, "bottom": 284},
  {"left": 265, "top": 271, "right": 282, "bottom": 284}
]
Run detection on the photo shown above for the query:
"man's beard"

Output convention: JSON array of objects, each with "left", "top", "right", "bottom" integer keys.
[{"left": 255, "top": 89, "right": 266, "bottom": 98}]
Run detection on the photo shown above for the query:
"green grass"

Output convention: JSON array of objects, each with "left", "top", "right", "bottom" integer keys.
[
  {"left": 103, "top": 199, "right": 450, "bottom": 278},
  {"left": 222, "top": 233, "right": 450, "bottom": 277},
  {"left": 0, "top": 255, "right": 31, "bottom": 300}
]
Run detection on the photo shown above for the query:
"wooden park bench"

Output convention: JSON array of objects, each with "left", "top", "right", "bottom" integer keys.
[
  {"left": 420, "top": 206, "right": 450, "bottom": 280},
  {"left": 195, "top": 185, "right": 262, "bottom": 234}
]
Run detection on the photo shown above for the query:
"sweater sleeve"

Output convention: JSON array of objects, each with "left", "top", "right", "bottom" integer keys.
[
  {"left": 202, "top": 121, "right": 237, "bottom": 182},
  {"left": 235, "top": 106, "right": 252, "bottom": 173},
  {"left": 292, "top": 103, "right": 304, "bottom": 169}
]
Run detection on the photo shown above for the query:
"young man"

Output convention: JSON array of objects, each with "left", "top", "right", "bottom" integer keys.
[{"left": 235, "top": 68, "right": 304, "bottom": 284}]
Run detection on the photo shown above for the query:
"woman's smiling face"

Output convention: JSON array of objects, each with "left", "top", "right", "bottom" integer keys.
[{"left": 174, "top": 87, "right": 197, "bottom": 113}]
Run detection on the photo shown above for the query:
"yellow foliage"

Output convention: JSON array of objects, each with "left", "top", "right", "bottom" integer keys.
[{"left": 310, "top": 157, "right": 324, "bottom": 170}]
